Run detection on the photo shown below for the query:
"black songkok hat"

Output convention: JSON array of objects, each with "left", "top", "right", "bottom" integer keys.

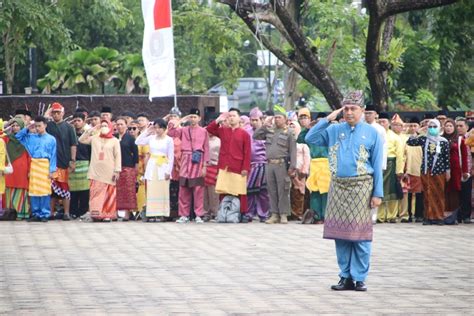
[
  {"left": 316, "top": 112, "right": 327, "bottom": 119},
  {"left": 189, "top": 108, "right": 200, "bottom": 116},
  {"left": 378, "top": 112, "right": 390, "bottom": 120},
  {"left": 365, "top": 103, "right": 376, "bottom": 111},
  {"left": 409, "top": 116, "right": 420, "bottom": 124},
  {"left": 101, "top": 106, "right": 112, "bottom": 113}
]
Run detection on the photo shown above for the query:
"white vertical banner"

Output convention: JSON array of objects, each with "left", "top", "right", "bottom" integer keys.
[{"left": 142, "top": 0, "right": 177, "bottom": 100}]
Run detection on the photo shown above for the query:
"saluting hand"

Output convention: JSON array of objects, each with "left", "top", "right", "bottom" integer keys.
[
  {"left": 326, "top": 107, "right": 344, "bottom": 122},
  {"left": 264, "top": 116, "right": 273, "bottom": 127},
  {"left": 217, "top": 112, "right": 228, "bottom": 124}
]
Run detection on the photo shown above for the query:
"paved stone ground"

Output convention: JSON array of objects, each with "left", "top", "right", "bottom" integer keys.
[{"left": 0, "top": 221, "right": 473, "bottom": 315}]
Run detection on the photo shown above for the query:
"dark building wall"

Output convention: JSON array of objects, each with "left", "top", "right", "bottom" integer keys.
[{"left": 0, "top": 95, "right": 220, "bottom": 121}]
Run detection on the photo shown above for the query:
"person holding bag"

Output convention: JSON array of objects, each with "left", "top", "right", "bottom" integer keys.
[{"left": 167, "top": 108, "right": 209, "bottom": 224}]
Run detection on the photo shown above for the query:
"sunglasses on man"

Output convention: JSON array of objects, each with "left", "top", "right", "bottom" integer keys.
[{"left": 128, "top": 127, "right": 137, "bottom": 131}]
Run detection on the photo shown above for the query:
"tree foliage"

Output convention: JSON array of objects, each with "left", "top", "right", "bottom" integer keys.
[
  {"left": 173, "top": 1, "right": 247, "bottom": 94},
  {"left": 0, "top": 0, "right": 71, "bottom": 93},
  {"left": 2, "top": 0, "right": 472, "bottom": 112},
  {"left": 37, "top": 47, "right": 147, "bottom": 94}
]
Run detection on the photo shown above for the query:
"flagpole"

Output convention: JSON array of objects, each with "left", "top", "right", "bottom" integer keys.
[{"left": 169, "top": 0, "right": 179, "bottom": 111}]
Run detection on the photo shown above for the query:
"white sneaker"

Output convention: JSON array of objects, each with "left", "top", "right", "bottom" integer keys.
[
  {"left": 195, "top": 216, "right": 204, "bottom": 224},
  {"left": 176, "top": 216, "right": 189, "bottom": 223}
]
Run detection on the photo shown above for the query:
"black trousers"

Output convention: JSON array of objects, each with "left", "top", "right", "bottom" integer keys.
[
  {"left": 458, "top": 177, "right": 473, "bottom": 221},
  {"left": 70, "top": 190, "right": 89, "bottom": 218},
  {"left": 408, "top": 192, "right": 424, "bottom": 219}
]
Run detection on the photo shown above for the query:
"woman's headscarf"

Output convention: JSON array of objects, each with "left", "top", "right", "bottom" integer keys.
[
  {"left": 99, "top": 120, "right": 114, "bottom": 139},
  {"left": 424, "top": 118, "right": 447, "bottom": 174},
  {"left": 6, "top": 118, "right": 26, "bottom": 162},
  {"left": 426, "top": 119, "right": 447, "bottom": 143},
  {"left": 240, "top": 115, "right": 251, "bottom": 130},
  {"left": 289, "top": 120, "right": 301, "bottom": 138},
  {"left": 442, "top": 118, "right": 457, "bottom": 144}
]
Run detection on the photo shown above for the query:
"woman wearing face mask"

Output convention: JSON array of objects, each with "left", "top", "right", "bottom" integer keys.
[
  {"left": 79, "top": 120, "right": 121, "bottom": 222},
  {"left": 443, "top": 119, "right": 469, "bottom": 219},
  {"left": 407, "top": 119, "right": 450, "bottom": 225}
]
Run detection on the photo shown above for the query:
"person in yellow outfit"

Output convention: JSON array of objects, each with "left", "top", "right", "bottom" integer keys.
[
  {"left": 390, "top": 114, "right": 411, "bottom": 222},
  {"left": 377, "top": 113, "right": 404, "bottom": 223},
  {"left": 127, "top": 120, "right": 149, "bottom": 214}
]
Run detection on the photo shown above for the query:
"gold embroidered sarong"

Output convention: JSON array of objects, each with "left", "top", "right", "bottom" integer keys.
[
  {"left": 215, "top": 168, "right": 247, "bottom": 196},
  {"left": 306, "top": 158, "right": 331, "bottom": 194},
  {"left": 29, "top": 158, "right": 51, "bottom": 196}
]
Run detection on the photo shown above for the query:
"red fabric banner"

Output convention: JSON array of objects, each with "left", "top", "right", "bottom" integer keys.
[{"left": 154, "top": 0, "right": 171, "bottom": 30}]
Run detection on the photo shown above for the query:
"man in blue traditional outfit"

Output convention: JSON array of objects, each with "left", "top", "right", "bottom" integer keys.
[
  {"left": 305, "top": 91, "right": 383, "bottom": 291},
  {"left": 16, "top": 116, "right": 57, "bottom": 222}
]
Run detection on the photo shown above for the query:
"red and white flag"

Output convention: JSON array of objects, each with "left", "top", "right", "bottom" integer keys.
[{"left": 142, "top": 0, "right": 176, "bottom": 100}]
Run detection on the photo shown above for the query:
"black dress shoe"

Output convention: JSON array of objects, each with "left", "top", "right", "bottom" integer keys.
[
  {"left": 355, "top": 281, "right": 367, "bottom": 291},
  {"left": 415, "top": 218, "right": 424, "bottom": 223},
  {"left": 400, "top": 218, "right": 409, "bottom": 223},
  {"left": 41, "top": 218, "right": 48, "bottom": 223},
  {"left": 463, "top": 218, "right": 472, "bottom": 224},
  {"left": 422, "top": 220, "right": 432, "bottom": 225},
  {"left": 27, "top": 216, "right": 41, "bottom": 222},
  {"left": 331, "top": 277, "right": 355, "bottom": 291}
]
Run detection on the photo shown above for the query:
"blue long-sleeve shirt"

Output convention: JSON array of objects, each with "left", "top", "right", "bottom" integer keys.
[
  {"left": 305, "top": 118, "right": 384, "bottom": 198},
  {"left": 16, "top": 128, "right": 57, "bottom": 174}
]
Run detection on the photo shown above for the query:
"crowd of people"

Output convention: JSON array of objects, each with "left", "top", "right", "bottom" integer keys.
[{"left": 0, "top": 100, "right": 473, "bottom": 226}]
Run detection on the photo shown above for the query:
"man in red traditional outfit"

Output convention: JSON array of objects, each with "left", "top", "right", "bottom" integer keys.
[{"left": 206, "top": 108, "right": 251, "bottom": 216}]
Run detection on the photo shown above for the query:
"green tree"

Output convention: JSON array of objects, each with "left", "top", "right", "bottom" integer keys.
[
  {"left": 173, "top": 1, "right": 246, "bottom": 93},
  {"left": 38, "top": 47, "right": 122, "bottom": 94},
  {"left": 0, "top": 0, "right": 71, "bottom": 94},
  {"left": 59, "top": 0, "right": 135, "bottom": 51},
  {"left": 432, "top": 0, "right": 474, "bottom": 109}
]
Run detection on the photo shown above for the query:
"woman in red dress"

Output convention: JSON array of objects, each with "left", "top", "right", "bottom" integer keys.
[{"left": 443, "top": 119, "right": 469, "bottom": 215}]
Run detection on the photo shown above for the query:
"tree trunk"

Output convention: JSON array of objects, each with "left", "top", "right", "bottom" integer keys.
[
  {"left": 3, "top": 32, "right": 16, "bottom": 94},
  {"left": 283, "top": 67, "right": 299, "bottom": 110}
]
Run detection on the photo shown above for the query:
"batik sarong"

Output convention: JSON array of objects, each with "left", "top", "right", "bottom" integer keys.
[
  {"left": 89, "top": 180, "right": 117, "bottom": 220},
  {"left": 382, "top": 157, "right": 398, "bottom": 201},
  {"left": 324, "top": 175, "right": 373, "bottom": 241},
  {"left": 407, "top": 175, "right": 422, "bottom": 193},
  {"left": 421, "top": 173, "right": 446, "bottom": 221},
  {"left": 116, "top": 167, "right": 137, "bottom": 210},
  {"left": 29, "top": 158, "right": 51, "bottom": 196},
  {"left": 5, "top": 187, "right": 30, "bottom": 218},
  {"left": 52, "top": 168, "right": 70, "bottom": 199},
  {"left": 68, "top": 160, "right": 90, "bottom": 192}
]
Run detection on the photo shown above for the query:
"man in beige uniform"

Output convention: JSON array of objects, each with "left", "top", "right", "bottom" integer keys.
[{"left": 253, "top": 106, "right": 297, "bottom": 224}]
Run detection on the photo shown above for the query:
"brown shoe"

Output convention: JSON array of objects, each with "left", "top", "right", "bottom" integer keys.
[{"left": 265, "top": 214, "right": 280, "bottom": 224}]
